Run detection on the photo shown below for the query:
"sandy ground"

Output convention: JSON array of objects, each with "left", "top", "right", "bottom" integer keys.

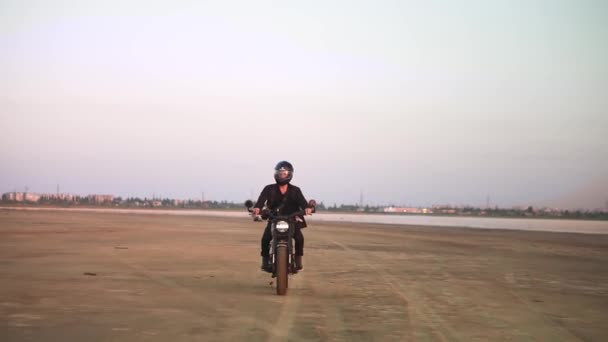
[{"left": 1, "top": 209, "right": 607, "bottom": 341}]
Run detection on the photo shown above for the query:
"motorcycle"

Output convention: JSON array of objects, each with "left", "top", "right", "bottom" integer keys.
[{"left": 245, "top": 199, "right": 316, "bottom": 295}]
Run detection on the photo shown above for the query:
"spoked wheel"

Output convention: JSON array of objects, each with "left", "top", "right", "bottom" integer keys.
[{"left": 276, "top": 246, "right": 288, "bottom": 295}]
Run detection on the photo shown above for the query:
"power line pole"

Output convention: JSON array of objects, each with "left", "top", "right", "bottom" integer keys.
[{"left": 360, "top": 189, "right": 364, "bottom": 208}]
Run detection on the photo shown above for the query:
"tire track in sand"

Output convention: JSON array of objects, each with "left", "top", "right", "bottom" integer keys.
[
  {"left": 265, "top": 271, "right": 303, "bottom": 342},
  {"left": 328, "top": 238, "right": 583, "bottom": 341},
  {"left": 326, "top": 238, "right": 446, "bottom": 341},
  {"left": 266, "top": 255, "right": 350, "bottom": 341},
  {"left": 109, "top": 248, "right": 281, "bottom": 338},
  {"left": 305, "top": 247, "right": 349, "bottom": 341}
]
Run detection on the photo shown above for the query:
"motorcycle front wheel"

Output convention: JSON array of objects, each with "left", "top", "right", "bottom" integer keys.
[{"left": 276, "top": 245, "right": 288, "bottom": 295}]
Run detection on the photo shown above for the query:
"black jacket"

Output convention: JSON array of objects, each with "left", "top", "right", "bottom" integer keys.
[{"left": 254, "top": 184, "right": 310, "bottom": 228}]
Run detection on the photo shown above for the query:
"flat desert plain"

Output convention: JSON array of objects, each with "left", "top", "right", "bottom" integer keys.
[{"left": 1, "top": 209, "right": 607, "bottom": 341}]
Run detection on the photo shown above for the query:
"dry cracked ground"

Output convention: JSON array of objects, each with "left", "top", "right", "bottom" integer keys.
[{"left": 1, "top": 209, "right": 607, "bottom": 341}]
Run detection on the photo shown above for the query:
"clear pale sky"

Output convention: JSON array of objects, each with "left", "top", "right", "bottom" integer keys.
[{"left": 1, "top": 0, "right": 607, "bottom": 208}]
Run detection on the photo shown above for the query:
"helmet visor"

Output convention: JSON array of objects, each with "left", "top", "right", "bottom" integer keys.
[{"left": 275, "top": 168, "right": 292, "bottom": 180}]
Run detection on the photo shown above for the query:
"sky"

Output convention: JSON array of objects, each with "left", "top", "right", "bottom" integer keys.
[{"left": 1, "top": 0, "right": 607, "bottom": 209}]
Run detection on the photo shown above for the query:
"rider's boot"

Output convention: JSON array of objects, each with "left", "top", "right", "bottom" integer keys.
[
  {"left": 261, "top": 256, "right": 271, "bottom": 272},
  {"left": 295, "top": 255, "right": 303, "bottom": 270}
]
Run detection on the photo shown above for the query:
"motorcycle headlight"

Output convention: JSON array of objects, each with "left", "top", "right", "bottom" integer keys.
[{"left": 275, "top": 221, "right": 289, "bottom": 233}]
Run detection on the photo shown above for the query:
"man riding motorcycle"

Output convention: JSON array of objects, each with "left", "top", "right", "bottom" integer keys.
[{"left": 252, "top": 161, "right": 313, "bottom": 272}]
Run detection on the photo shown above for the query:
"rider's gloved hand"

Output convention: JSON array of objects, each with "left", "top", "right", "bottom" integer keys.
[
  {"left": 305, "top": 208, "right": 312, "bottom": 216},
  {"left": 253, "top": 208, "right": 260, "bottom": 216}
]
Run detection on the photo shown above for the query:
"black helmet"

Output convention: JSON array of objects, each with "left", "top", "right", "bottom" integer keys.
[{"left": 274, "top": 160, "right": 294, "bottom": 185}]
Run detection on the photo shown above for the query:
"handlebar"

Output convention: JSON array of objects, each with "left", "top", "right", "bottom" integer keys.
[
  {"left": 245, "top": 199, "right": 316, "bottom": 222},
  {"left": 263, "top": 209, "right": 307, "bottom": 221},
  {"left": 246, "top": 208, "right": 306, "bottom": 221}
]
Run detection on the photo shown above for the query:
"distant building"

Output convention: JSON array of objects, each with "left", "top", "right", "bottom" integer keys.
[
  {"left": 41, "top": 193, "right": 77, "bottom": 202},
  {"left": 2, "top": 192, "right": 41, "bottom": 202},
  {"left": 24, "top": 193, "right": 41, "bottom": 202},
  {"left": 88, "top": 194, "right": 114, "bottom": 204},
  {"left": 383, "top": 207, "right": 432, "bottom": 214},
  {"left": 3, "top": 192, "right": 24, "bottom": 202}
]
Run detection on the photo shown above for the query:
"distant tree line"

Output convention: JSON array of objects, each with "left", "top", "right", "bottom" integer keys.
[{"left": 3, "top": 195, "right": 607, "bottom": 220}]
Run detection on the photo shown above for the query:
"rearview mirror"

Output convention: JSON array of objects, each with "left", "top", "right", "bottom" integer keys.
[{"left": 244, "top": 200, "right": 253, "bottom": 208}]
